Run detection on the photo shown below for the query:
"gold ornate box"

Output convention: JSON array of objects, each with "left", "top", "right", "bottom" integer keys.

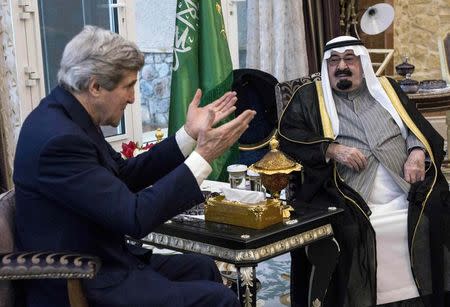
[{"left": 205, "top": 195, "right": 283, "bottom": 229}]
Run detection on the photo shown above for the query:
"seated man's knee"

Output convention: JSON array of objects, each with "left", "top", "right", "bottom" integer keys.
[
  {"left": 183, "top": 254, "right": 222, "bottom": 281},
  {"left": 206, "top": 283, "right": 240, "bottom": 307}
]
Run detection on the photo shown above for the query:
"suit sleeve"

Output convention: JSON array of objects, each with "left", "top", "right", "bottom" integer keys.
[
  {"left": 37, "top": 134, "right": 204, "bottom": 239},
  {"left": 108, "top": 136, "right": 189, "bottom": 193}
]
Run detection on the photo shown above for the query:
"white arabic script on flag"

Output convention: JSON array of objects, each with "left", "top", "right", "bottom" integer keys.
[{"left": 173, "top": 0, "right": 198, "bottom": 71}]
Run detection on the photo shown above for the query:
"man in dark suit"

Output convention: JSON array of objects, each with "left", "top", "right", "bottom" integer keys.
[{"left": 13, "top": 25, "right": 255, "bottom": 307}]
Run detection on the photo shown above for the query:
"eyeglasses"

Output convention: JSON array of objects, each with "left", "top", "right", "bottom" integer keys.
[{"left": 327, "top": 55, "right": 358, "bottom": 66}]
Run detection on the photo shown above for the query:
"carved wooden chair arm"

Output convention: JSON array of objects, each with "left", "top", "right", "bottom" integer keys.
[{"left": 0, "top": 252, "right": 101, "bottom": 280}]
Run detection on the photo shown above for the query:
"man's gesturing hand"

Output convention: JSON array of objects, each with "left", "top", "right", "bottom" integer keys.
[
  {"left": 404, "top": 148, "right": 425, "bottom": 183},
  {"left": 326, "top": 143, "right": 367, "bottom": 172},
  {"left": 195, "top": 108, "right": 256, "bottom": 164},
  {"left": 184, "top": 89, "right": 238, "bottom": 140}
]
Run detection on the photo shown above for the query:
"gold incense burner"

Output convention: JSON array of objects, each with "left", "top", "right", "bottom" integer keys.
[
  {"left": 248, "top": 137, "right": 302, "bottom": 202},
  {"left": 205, "top": 136, "right": 302, "bottom": 229}
]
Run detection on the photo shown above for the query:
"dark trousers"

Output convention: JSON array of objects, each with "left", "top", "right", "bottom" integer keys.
[{"left": 86, "top": 253, "right": 240, "bottom": 307}]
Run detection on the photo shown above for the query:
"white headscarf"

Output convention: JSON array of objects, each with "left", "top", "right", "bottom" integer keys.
[{"left": 321, "top": 36, "right": 407, "bottom": 138}]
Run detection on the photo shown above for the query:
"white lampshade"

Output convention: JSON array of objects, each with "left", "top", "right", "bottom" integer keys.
[{"left": 360, "top": 3, "right": 395, "bottom": 35}]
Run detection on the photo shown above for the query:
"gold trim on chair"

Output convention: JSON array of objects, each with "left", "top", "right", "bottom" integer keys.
[{"left": 238, "top": 129, "right": 278, "bottom": 151}]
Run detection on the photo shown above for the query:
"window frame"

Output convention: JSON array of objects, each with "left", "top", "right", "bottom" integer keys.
[
  {"left": 11, "top": 0, "right": 142, "bottom": 151},
  {"left": 221, "top": 0, "right": 241, "bottom": 69}
]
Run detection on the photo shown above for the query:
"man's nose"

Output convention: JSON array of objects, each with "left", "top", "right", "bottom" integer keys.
[
  {"left": 337, "top": 58, "right": 348, "bottom": 69},
  {"left": 128, "top": 89, "right": 135, "bottom": 104}
]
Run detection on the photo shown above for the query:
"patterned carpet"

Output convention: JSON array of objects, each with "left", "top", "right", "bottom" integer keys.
[
  {"left": 154, "top": 246, "right": 292, "bottom": 306},
  {"left": 255, "top": 253, "right": 291, "bottom": 306}
]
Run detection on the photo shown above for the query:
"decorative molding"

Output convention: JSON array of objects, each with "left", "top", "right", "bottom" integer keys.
[
  {"left": 143, "top": 224, "right": 333, "bottom": 262},
  {"left": 238, "top": 266, "right": 255, "bottom": 307},
  {"left": 0, "top": 252, "right": 100, "bottom": 280}
]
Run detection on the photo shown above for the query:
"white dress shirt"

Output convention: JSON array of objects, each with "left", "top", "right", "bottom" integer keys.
[{"left": 175, "top": 126, "right": 212, "bottom": 185}]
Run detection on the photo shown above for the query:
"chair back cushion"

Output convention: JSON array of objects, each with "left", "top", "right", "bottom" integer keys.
[
  {"left": 274, "top": 72, "right": 321, "bottom": 120},
  {"left": 0, "top": 189, "right": 15, "bottom": 307},
  {"left": 232, "top": 69, "right": 279, "bottom": 165},
  {"left": 233, "top": 69, "right": 278, "bottom": 144}
]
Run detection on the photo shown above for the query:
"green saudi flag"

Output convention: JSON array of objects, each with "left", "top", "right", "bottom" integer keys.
[{"left": 169, "top": 0, "right": 236, "bottom": 181}]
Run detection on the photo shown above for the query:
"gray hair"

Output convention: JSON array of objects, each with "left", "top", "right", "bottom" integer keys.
[{"left": 57, "top": 25, "right": 144, "bottom": 92}]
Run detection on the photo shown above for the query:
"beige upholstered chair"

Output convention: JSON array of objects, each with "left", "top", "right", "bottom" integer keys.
[{"left": 0, "top": 189, "right": 101, "bottom": 307}]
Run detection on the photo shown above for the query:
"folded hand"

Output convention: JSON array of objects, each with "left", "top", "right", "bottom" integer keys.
[
  {"left": 326, "top": 143, "right": 367, "bottom": 172},
  {"left": 404, "top": 148, "right": 425, "bottom": 183}
]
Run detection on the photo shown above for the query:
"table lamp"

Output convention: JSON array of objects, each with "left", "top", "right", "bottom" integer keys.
[{"left": 360, "top": 3, "right": 394, "bottom": 36}]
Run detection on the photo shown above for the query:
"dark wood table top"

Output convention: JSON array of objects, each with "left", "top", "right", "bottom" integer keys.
[{"left": 142, "top": 206, "right": 343, "bottom": 251}]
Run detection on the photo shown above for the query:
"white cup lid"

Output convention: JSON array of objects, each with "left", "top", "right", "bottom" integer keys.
[
  {"left": 246, "top": 169, "right": 260, "bottom": 177},
  {"left": 227, "top": 164, "right": 247, "bottom": 173}
]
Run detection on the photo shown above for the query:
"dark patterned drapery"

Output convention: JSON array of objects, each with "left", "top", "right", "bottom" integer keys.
[{"left": 302, "top": 0, "right": 341, "bottom": 74}]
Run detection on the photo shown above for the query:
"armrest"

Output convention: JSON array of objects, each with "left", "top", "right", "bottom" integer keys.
[{"left": 0, "top": 252, "right": 101, "bottom": 280}]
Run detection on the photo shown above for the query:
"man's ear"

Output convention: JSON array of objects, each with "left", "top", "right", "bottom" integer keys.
[{"left": 88, "top": 77, "right": 101, "bottom": 97}]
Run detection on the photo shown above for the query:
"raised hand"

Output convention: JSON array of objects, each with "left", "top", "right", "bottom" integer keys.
[
  {"left": 195, "top": 108, "right": 256, "bottom": 164},
  {"left": 404, "top": 148, "right": 425, "bottom": 183},
  {"left": 184, "top": 89, "right": 238, "bottom": 140},
  {"left": 326, "top": 143, "right": 367, "bottom": 172}
]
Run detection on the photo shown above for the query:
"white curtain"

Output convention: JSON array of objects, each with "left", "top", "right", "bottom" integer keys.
[
  {"left": 0, "top": 3, "right": 20, "bottom": 190},
  {"left": 246, "top": 0, "right": 309, "bottom": 82}
]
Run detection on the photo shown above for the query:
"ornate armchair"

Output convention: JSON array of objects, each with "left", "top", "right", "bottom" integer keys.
[
  {"left": 0, "top": 190, "right": 101, "bottom": 307},
  {"left": 274, "top": 72, "right": 321, "bottom": 120},
  {"left": 274, "top": 73, "right": 322, "bottom": 203}
]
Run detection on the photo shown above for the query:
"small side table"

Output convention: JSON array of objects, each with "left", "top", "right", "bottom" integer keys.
[{"left": 136, "top": 206, "right": 343, "bottom": 307}]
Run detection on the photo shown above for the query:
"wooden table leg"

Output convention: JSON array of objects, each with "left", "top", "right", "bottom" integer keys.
[
  {"left": 306, "top": 238, "right": 340, "bottom": 307},
  {"left": 236, "top": 265, "right": 257, "bottom": 307},
  {"left": 67, "top": 279, "right": 88, "bottom": 307}
]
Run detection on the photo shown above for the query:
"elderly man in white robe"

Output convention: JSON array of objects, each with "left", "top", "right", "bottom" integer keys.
[{"left": 279, "top": 36, "right": 450, "bottom": 307}]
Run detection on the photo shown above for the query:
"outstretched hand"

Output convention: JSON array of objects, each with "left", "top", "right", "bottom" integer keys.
[
  {"left": 195, "top": 107, "right": 256, "bottom": 164},
  {"left": 184, "top": 89, "right": 238, "bottom": 140},
  {"left": 326, "top": 143, "right": 367, "bottom": 172}
]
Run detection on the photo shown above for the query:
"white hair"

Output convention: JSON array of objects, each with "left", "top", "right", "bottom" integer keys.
[
  {"left": 57, "top": 25, "right": 144, "bottom": 92},
  {"left": 320, "top": 36, "right": 406, "bottom": 138}
]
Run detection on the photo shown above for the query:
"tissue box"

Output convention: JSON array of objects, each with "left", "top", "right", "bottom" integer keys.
[{"left": 205, "top": 195, "right": 283, "bottom": 229}]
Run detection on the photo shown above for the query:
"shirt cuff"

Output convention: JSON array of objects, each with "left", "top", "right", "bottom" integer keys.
[
  {"left": 408, "top": 146, "right": 426, "bottom": 154},
  {"left": 184, "top": 151, "right": 213, "bottom": 185},
  {"left": 175, "top": 126, "right": 197, "bottom": 158}
]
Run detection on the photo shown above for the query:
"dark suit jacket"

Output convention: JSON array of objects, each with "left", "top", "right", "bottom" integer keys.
[{"left": 13, "top": 86, "right": 204, "bottom": 306}]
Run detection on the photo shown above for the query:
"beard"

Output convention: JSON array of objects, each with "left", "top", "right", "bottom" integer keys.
[
  {"left": 334, "top": 68, "right": 353, "bottom": 90},
  {"left": 336, "top": 79, "right": 353, "bottom": 90}
]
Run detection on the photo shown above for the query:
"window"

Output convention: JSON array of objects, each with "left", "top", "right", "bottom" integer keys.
[
  {"left": 221, "top": 0, "right": 247, "bottom": 69},
  {"left": 12, "top": 0, "right": 249, "bottom": 150},
  {"left": 134, "top": 0, "right": 176, "bottom": 143},
  {"left": 12, "top": 0, "right": 141, "bottom": 150}
]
